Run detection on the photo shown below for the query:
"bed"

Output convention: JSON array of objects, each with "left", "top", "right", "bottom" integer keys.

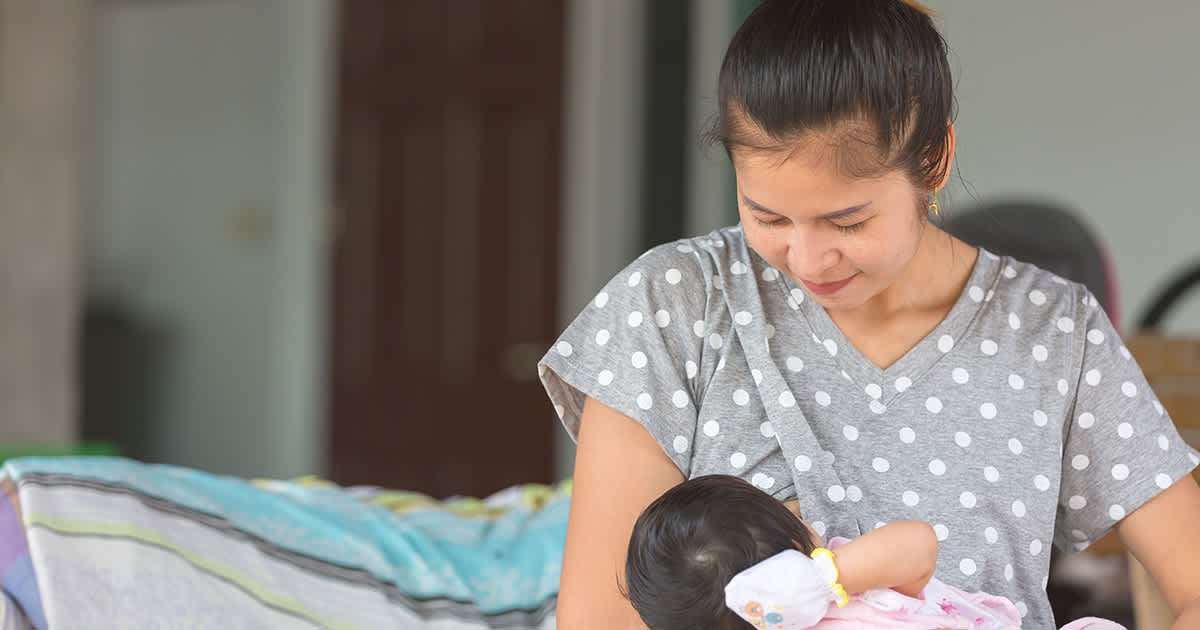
[{"left": 0, "top": 456, "right": 568, "bottom": 629}]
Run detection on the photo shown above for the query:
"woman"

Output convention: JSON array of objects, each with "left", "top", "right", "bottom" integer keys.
[{"left": 538, "top": 1, "right": 1200, "bottom": 628}]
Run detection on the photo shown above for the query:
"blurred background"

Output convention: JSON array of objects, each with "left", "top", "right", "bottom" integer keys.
[{"left": 1, "top": 0, "right": 1197, "bottom": 503}]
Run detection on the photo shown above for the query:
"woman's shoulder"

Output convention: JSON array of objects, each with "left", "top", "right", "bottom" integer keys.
[
  {"left": 619, "top": 226, "right": 752, "bottom": 292},
  {"left": 981, "top": 250, "right": 1098, "bottom": 314}
]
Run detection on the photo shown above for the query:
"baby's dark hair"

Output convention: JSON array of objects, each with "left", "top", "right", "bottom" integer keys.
[
  {"left": 624, "top": 475, "right": 817, "bottom": 630},
  {"left": 706, "top": 0, "right": 956, "bottom": 191}
]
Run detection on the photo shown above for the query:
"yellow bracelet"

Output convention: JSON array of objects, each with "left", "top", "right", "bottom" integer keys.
[{"left": 810, "top": 547, "right": 850, "bottom": 607}]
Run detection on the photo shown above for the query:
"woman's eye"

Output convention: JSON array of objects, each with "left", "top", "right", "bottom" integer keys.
[
  {"left": 753, "top": 215, "right": 787, "bottom": 228},
  {"left": 834, "top": 221, "right": 865, "bottom": 234}
]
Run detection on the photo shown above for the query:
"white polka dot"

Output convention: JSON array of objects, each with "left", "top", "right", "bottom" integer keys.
[
  {"left": 985, "top": 527, "right": 999, "bottom": 544},
  {"left": 733, "top": 311, "right": 752, "bottom": 326},
  {"left": 759, "top": 422, "right": 775, "bottom": 438},
  {"left": 1034, "top": 475, "right": 1051, "bottom": 491},
  {"left": 1088, "top": 329, "right": 1105, "bottom": 344},
  {"left": 685, "top": 360, "right": 698, "bottom": 379},
  {"left": 751, "top": 369, "right": 762, "bottom": 385},
  {"left": 753, "top": 473, "right": 776, "bottom": 490},
  {"left": 786, "top": 356, "right": 804, "bottom": 371},
  {"left": 1192, "top": 453, "right": 1200, "bottom": 466},
  {"left": 1158, "top": 435, "right": 1170, "bottom": 450},
  {"left": 627, "top": 271, "right": 642, "bottom": 286},
  {"left": 1012, "top": 500, "right": 1027, "bottom": 517},
  {"left": 779, "top": 391, "right": 796, "bottom": 407},
  {"left": 969, "top": 286, "right": 985, "bottom": 302},
  {"left": 952, "top": 367, "right": 970, "bottom": 384},
  {"left": 960, "top": 491, "right": 977, "bottom": 508},
  {"left": 1016, "top": 602, "right": 1028, "bottom": 618},
  {"left": 703, "top": 421, "right": 720, "bottom": 437},
  {"left": 1033, "top": 410, "right": 1049, "bottom": 427},
  {"left": 1058, "top": 379, "right": 1070, "bottom": 395},
  {"left": 1009, "top": 438, "right": 1024, "bottom": 455},
  {"left": 1109, "top": 505, "right": 1126, "bottom": 521},
  {"left": 554, "top": 404, "right": 565, "bottom": 418},
  {"left": 869, "top": 400, "right": 887, "bottom": 414},
  {"left": 934, "top": 524, "right": 949, "bottom": 541},
  {"left": 594, "top": 292, "right": 609, "bottom": 308},
  {"left": 675, "top": 243, "right": 693, "bottom": 253},
  {"left": 1156, "top": 473, "right": 1173, "bottom": 489},
  {"left": 1009, "top": 312, "right": 1022, "bottom": 329},
  {"left": 865, "top": 383, "right": 883, "bottom": 399},
  {"left": 794, "top": 455, "right": 812, "bottom": 472},
  {"left": 692, "top": 320, "right": 704, "bottom": 337},
  {"left": 1072, "top": 454, "right": 1090, "bottom": 470},
  {"left": 841, "top": 370, "right": 851, "bottom": 381},
  {"left": 1122, "top": 381, "right": 1138, "bottom": 398},
  {"left": 895, "top": 376, "right": 912, "bottom": 392},
  {"left": 929, "top": 459, "right": 947, "bottom": 476},
  {"left": 1118, "top": 423, "right": 1133, "bottom": 439},
  {"left": 926, "top": 397, "right": 943, "bottom": 413},
  {"left": 1029, "top": 290, "right": 1047, "bottom": 305},
  {"left": 814, "top": 391, "right": 831, "bottom": 407},
  {"left": 1005, "top": 564, "right": 1015, "bottom": 581},
  {"left": 823, "top": 339, "right": 838, "bottom": 356},
  {"left": 1005, "top": 265, "right": 1019, "bottom": 279},
  {"left": 981, "top": 339, "right": 999, "bottom": 355},
  {"left": 757, "top": 268, "right": 777, "bottom": 283},
  {"left": 1120, "top": 345, "right": 1133, "bottom": 360},
  {"left": 732, "top": 389, "right": 750, "bottom": 406},
  {"left": 846, "top": 485, "right": 863, "bottom": 502},
  {"left": 1112, "top": 464, "right": 1130, "bottom": 481},
  {"left": 715, "top": 357, "right": 726, "bottom": 371},
  {"left": 729, "top": 261, "right": 748, "bottom": 275},
  {"left": 729, "top": 452, "right": 747, "bottom": 469},
  {"left": 1077, "top": 412, "right": 1096, "bottom": 429},
  {"left": 708, "top": 333, "right": 723, "bottom": 349},
  {"left": 938, "top": 335, "right": 955, "bottom": 353},
  {"left": 902, "top": 491, "right": 919, "bottom": 506},
  {"left": 655, "top": 310, "right": 671, "bottom": 327},
  {"left": 1057, "top": 317, "right": 1076, "bottom": 333},
  {"left": 595, "top": 329, "right": 611, "bottom": 346},
  {"left": 955, "top": 432, "right": 972, "bottom": 448},
  {"left": 985, "top": 466, "right": 1000, "bottom": 483},
  {"left": 1069, "top": 495, "right": 1087, "bottom": 510},
  {"left": 843, "top": 425, "right": 860, "bottom": 441},
  {"left": 960, "top": 558, "right": 978, "bottom": 576},
  {"left": 899, "top": 427, "right": 916, "bottom": 443},
  {"left": 1085, "top": 369, "right": 1102, "bottom": 386},
  {"left": 637, "top": 393, "right": 653, "bottom": 410},
  {"left": 791, "top": 288, "right": 806, "bottom": 304},
  {"left": 672, "top": 435, "right": 688, "bottom": 453},
  {"left": 627, "top": 311, "right": 643, "bottom": 327},
  {"left": 980, "top": 403, "right": 998, "bottom": 419},
  {"left": 556, "top": 341, "right": 573, "bottom": 356},
  {"left": 598, "top": 370, "right": 614, "bottom": 386},
  {"left": 664, "top": 268, "right": 682, "bottom": 284},
  {"left": 1009, "top": 374, "right": 1025, "bottom": 390},
  {"left": 811, "top": 521, "right": 826, "bottom": 537},
  {"left": 1032, "top": 345, "right": 1049, "bottom": 362},
  {"left": 873, "top": 458, "right": 890, "bottom": 472},
  {"left": 828, "top": 485, "right": 846, "bottom": 502},
  {"left": 1072, "top": 529, "right": 1088, "bottom": 540},
  {"left": 631, "top": 352, "right": 647, "bottom": 368},
  {"left": 1154, "top": 401, "right": 1165, "bottom": 416}
]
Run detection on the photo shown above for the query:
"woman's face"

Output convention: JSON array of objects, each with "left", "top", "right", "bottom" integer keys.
[{"left": 733, "top": 143, "right": 928, "bottom": 312}]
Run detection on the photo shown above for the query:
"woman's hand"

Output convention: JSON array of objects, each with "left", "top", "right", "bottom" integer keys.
[
  {"left": 557, "top": 396, "right": 684, "bottom": 630},
  {"left": 1115, "top": 474, "right": 1200, "bottom": 629}
]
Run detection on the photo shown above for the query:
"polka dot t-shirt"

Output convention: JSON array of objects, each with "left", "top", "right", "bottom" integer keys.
[{"left": 538, "top": 226, "right": 1198, "bottom": 629}]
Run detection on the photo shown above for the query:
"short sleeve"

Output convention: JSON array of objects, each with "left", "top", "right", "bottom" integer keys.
[
  {"left": 1055, "top": 287, "right": 1200, "bottom": 551},
  {"left": 538, "top": 242, "right": 717, "bottom": 476}
]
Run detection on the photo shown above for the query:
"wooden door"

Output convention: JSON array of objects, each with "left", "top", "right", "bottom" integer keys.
[{"left": 329, "top": 0, "right": 564, "bottom": 498}]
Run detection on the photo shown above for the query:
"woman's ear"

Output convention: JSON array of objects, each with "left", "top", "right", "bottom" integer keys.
[{"left": 934, "top": 122, "right": 956, "bottom": 191}]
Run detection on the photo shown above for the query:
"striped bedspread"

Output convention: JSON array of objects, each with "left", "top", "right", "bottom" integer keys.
[{"left": 0, "top": 457, "right": 567, "bottom": 629}]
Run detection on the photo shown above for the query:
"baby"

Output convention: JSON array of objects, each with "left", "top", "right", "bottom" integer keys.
[{"left": 623, "top": 474, "right": 1124, "bottom": 630}]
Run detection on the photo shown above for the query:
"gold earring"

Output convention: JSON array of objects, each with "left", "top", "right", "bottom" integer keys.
[{"left": 929, "top": 191, "right": 940, "bottom": 217}]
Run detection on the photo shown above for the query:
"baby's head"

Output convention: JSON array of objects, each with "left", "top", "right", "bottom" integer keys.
[{"left": 625, "top": 474, "right": 819, "bottom": 630}]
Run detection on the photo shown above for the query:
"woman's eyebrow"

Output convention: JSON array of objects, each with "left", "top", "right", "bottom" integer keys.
[{"left": 741, "top": 194, "right": 872, "bottom": 220}]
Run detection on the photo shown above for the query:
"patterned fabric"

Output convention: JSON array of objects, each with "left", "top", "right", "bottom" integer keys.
[{"left": 0, "top": 457, "right": 568, "bottom": 629}]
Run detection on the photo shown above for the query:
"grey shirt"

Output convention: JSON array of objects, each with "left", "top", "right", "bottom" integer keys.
[{"left": 539, "top": 225, "right": 1198, "bottom": 628}]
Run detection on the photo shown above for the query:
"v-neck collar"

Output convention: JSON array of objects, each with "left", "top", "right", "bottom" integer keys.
[{"left": 771, "top": 248, "right": 1003, "bottom": 405}]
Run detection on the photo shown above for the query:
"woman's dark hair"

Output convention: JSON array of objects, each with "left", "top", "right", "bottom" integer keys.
[
  {"left": 707, "top": 0, "right": 955, "bottom": 191},
  {"left": 624, "top": 475, "right": 817, "bottom": 630}
]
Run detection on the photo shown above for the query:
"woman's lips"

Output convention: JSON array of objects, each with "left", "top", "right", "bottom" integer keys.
[{"left": 802, "top": 273, "right": 858, "bottom": 296}]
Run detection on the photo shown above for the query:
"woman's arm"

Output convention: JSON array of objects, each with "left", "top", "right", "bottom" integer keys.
[
  {"left": 830, "top": 520, "right": 938, "bottom": 598},
  {"left": 557, "top": 396, "right": 685, "bottom": 630},
  {"left": 1115, "top": 474, "right": 1200, "bottom": 630}
]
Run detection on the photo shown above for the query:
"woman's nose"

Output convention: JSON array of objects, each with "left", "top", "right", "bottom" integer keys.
[{"left": 787, "top": 227, "right": 840, "bottom": 278}]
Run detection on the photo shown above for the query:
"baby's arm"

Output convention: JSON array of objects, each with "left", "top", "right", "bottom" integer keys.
[{"left": 830, "top": 520, "right": 937, "bottom": 598}]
